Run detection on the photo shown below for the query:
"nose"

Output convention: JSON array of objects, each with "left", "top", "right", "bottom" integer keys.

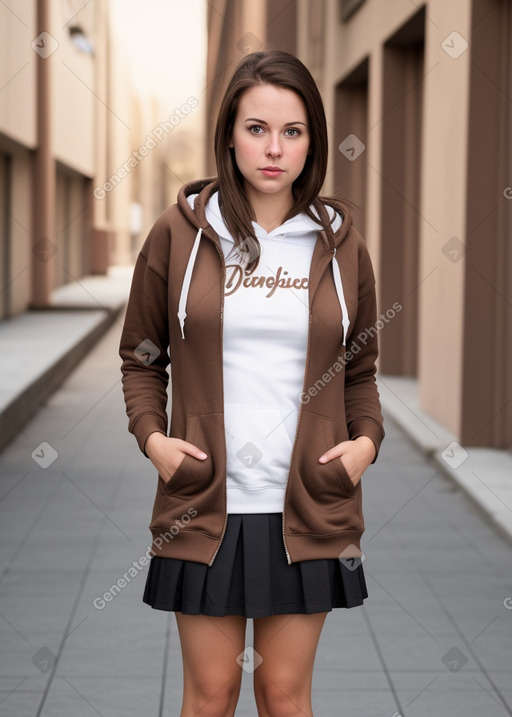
[{"left": 265, "top": 132, "right": 282, "bottom": 158}]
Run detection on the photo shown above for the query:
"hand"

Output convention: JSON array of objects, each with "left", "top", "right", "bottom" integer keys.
[
  {"left": 318, "top": 436, "right": 376, "bottom": 487},
  {"left": 145, "top": 432, "right": 207, "bottom": 484}
]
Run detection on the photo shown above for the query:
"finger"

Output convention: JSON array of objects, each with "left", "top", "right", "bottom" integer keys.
[
  {"left": 169, "top": 438, "right": 207, "bottom": 460},
  {"left": 318, "top": 441, "right": 352, "bottom": 463},
  {"left": 318, "top": 448, "right": 341, "bottom": 463},
  {"left": 180, "top": 440, "right": 208, "bottom": 460}
]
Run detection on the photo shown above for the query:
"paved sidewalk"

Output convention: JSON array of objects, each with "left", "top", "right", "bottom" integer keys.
[{"left": 0, "top": 318, "right": 511, "bottom": 716}]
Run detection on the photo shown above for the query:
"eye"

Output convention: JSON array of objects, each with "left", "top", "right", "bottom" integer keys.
[
  {"left": 249, "top": 125, "right": 265, "bottom": 135},
  {"left": 285, "top": 128, "right": 301, "bottom": 137}
]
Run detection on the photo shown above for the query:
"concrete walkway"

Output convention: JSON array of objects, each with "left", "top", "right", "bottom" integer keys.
[{"left": 1, "top": 318, "right": 511, "bottom": 716}]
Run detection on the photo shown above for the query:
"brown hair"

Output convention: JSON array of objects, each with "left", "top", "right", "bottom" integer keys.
[{"left": 213, "top": 50, "right": 333, "bottom": 271}]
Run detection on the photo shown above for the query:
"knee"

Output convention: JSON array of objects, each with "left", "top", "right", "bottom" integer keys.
[
  {"left": 184, "top": 674, "right": 241, "bottom": 716},
  {"left": 254, "top": 669, "right": 311, "bottom": 717}
]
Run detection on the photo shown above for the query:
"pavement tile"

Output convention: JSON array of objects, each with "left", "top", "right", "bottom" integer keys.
[
  {"left": 0, "top": 689, "right": 42, "bottom": 717},
  {"left": 397, "top": 685, "right": 511, "bottom": 717},
  {"left": 312, "top": 668, "right": 390, "bottom": 691},
  {"left": 22, "top": 677, "right": 158, "bottom": 717},
  {"left": 312, "top": 689, "right": 399, "bottom": 716}
]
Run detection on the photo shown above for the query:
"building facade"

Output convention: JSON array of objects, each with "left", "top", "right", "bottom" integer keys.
[
  {"left": 0, "top": 0, "right": 177, "bottom": 319},
  {"left": 206, "top": 0, "right": 512, "bottom": 450}
]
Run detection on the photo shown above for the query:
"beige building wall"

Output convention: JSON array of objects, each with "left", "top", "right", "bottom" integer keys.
[
  {"left": 90, "top": 0, "right": 111, "bottom": 274},
  {"left": 102, "top": 29, "right": 135, "bottom": 266},
  {"left": 0, "top": 0, "right": 175, "bottom": 318},
  {"left": 52, "top": 1, "right": 95, "bottom": 177},
  {"left": 418, "top": 1, "right": 471, "bottom": 437},
  {"left": 0, "top": 1, "right": 37, "bottom": 319},
  {"left": 2, "top": 149, "right": 34, "bottom": 317},
  {"left": 0, "top": 1, "right": 37, "bottom": 148}
]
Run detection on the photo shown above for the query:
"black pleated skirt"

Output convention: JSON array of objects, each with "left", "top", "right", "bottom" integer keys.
[{"left": 143, "top": 513, "right": 368, "bottom": 618}]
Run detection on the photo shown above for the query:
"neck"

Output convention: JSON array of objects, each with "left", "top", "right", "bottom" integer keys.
[{"left": 245, "top": 186, "right": 294, "bottom": 233}]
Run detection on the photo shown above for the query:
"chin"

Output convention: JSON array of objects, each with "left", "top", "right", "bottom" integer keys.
[{"left": 255, "top": 178, "right": 291, "bottom": 192}]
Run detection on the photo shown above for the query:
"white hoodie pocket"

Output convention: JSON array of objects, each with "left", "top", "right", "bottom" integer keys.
[{"left": 224, "top": 404, "right": 297, "bottom": 492}]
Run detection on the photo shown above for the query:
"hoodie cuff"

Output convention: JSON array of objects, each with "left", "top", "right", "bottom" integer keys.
[
  {"left": 348, "top": 418, "right": 384, "bottom": 464},
  {"left": 132, "top": 414, "right": 168, "bottom": 457}
]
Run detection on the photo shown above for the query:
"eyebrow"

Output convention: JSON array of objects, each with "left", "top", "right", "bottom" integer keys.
[{"left": 244, "top": 117, "right": 308, "bottom": 127}]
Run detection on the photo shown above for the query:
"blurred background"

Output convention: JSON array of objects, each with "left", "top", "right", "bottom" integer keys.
[{"left": 1, "top": 2, "right": 512, "bottom": 715}]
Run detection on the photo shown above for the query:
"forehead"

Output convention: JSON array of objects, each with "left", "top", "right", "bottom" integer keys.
[{"left": 236, "top": 84, "right": 307, "bottom": 122}]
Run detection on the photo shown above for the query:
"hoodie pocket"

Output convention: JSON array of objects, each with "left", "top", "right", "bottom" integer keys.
[
  {"left": 158, "top": 414, "right": 216, "bottom": 499},
  {"left": 297, "top": 410, "right": 357, "bottom": 500}
]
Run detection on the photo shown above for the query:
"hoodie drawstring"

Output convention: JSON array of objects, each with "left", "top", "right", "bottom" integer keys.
[
  {"left": 177, "top": 225, "right": 349, "bottom": 347},
  {"left": 332, "top": 248, "right": 350, "bottom": 346},
  {"left": 177, "top": 227, "right": 202, "bottom": 339}
]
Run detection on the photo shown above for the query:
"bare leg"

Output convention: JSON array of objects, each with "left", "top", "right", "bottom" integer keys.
[
  {"left": 174, "top": 611, "right": 247, "bottom": 717},
  {"left": 252, "top": 612, "right": 328, "bottom": 717}
]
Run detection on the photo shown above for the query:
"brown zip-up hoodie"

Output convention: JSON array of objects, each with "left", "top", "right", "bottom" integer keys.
[{"left": 119, "top": 178, "right": 384, "bottom": 565}]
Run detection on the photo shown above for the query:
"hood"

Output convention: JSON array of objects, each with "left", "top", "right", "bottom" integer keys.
[
  {"left": 187, "top": 186, "right": 343, "bottom": 242},
  {"left": 175, "top": 178, "right": 352, "bottom": 346}
]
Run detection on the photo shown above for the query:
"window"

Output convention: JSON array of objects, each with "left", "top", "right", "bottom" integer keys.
[{"left": 61, "top": 0, "right": 94, "bottom": 55}]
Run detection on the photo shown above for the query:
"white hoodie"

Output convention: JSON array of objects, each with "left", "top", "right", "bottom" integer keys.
[{"left": 187, "top": 191, "right": 343, "bottom": 513}]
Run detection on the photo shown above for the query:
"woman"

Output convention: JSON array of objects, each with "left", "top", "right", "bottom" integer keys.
[{"left": 119, "top": 50, "right": 384, "bottom": 717}]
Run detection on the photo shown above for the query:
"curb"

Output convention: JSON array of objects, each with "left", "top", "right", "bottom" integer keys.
[{"left": 0, "top": 305, "right": 124, "bottom": 454}]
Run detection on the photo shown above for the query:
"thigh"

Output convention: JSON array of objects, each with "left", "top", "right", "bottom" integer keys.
[
  {"left": 175, "top": 611, "right": 247, "bottom": 687},
  {"left": 252, "top": 612, "right": 328, "bottom": 707}
]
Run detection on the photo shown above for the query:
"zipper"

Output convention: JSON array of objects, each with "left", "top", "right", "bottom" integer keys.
[
  {"left": 281, "top": 305, "right": 313, "bottom": 565},
  {"left": 281, "top": 247, "right": 337, "bottom": 565},
  {"left": 208, "top": 239, "right": 228, "bottom": 566}
]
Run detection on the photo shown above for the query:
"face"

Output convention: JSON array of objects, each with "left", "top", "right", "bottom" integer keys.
[{"left": 229, "top": 83, "right": 310, "bottom": 206}]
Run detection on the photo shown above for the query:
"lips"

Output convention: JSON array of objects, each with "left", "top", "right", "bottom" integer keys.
[{"left": 260, "top": 167, "right": 284, "bottom": 177}]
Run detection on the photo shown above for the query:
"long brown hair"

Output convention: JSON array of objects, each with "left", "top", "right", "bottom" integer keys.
[{"left": 213, "top": 50, "right": 333, "bottom": 271}]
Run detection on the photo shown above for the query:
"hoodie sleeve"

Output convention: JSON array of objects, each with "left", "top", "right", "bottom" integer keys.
[
  {"left": 119, "top": 211, "right": 172, "bottom": 456},
  {"left": 344, "top": 231, "right": 385, "bottom": 463}
]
